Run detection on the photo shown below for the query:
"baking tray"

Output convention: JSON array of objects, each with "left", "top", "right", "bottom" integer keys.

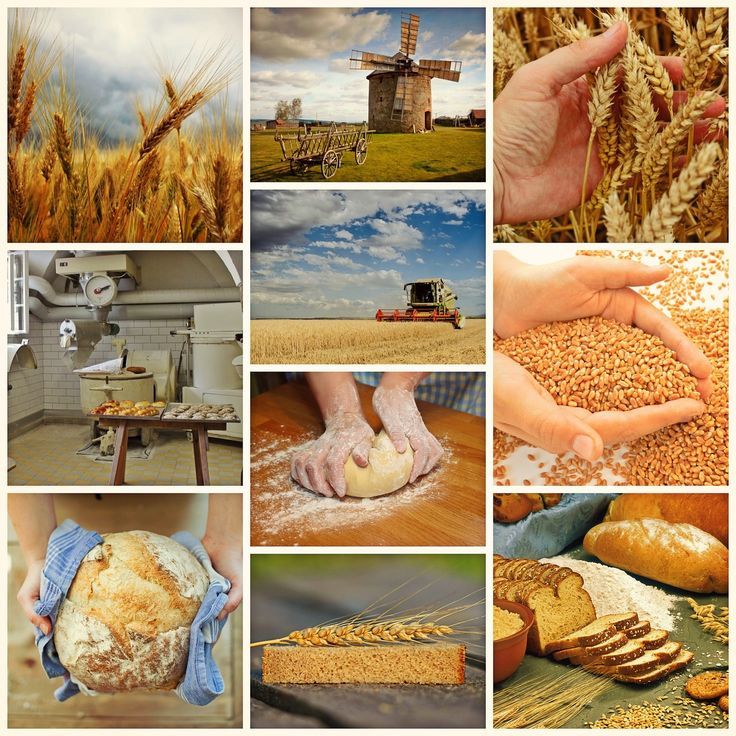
[
  {"left": 88, "top": 406, "right": 164, "bottom": 420},
  {"left": 161, "top": 402, "right": 242, "bottom": 424}
]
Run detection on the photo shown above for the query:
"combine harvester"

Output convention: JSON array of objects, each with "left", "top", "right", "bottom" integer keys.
[{"left": 375, "top": 278, "right": 465, "bottom": 329}]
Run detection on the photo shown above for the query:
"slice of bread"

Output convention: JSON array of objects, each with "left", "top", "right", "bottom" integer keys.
[
  {"left": 611, "top": 650, "right": 694, "bottom": 684},
  {"left": 622, "top": 620, "right": 651, "bottom": 638},
  {"left": 597, "top": 612, "right": 639, "bottom": 630},
  {"left": 545, "top": 620, "right": 618, "bottom": 654},
  {"left": 596, "top": 639, "right": 646, "bottom": 666},
  {"left": 649, "top": 641, "right": 682, "bottom": 662},
  {"left": 587, "top": 642, "right": 682, "bottom": 677},
  {"left": 634, "top": 629, "right": 670, "bottom": 649}
]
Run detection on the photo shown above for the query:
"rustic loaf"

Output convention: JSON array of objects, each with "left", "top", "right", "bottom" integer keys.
[
  {"left": 583, "top": 519, "right": 728, "bottom": 593},
  {"left": 54, "top": 530, "right": 209, "bottom": 692},
  {"left": 604, "top": 493, "right": 728, "bottom": 546}
]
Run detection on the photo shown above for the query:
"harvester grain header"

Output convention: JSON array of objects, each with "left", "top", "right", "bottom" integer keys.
[{"left": 375, "top": 278, "right": 465, "bottom": 329}]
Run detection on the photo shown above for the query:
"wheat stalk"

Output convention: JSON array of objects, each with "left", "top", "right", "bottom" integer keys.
[
  {"left": 641, "top": 90, "right": 718, "bottom": 191},
  {"left": 604, "top": 190, "right": 632, "bottom": 242},
  {"left": 638, "top": 143, "right": 720, "bottom": 242},
  {"left": 14, "top": 79, "right": 36, "bottom": 146},
  {"left": 139, "top": 91, "right": 205, "bottom": 159},
  {"left": 52, "top": 112, "right": 73, "bottom": 181},
  {"left": 8, "top": 44, "right": 26, "bottom": 132},
  {"left": 8, "top": 154, "right": 25, "bottom": 223},
  {"left": 634, "top": 36, "right": 673, "bottom": 113},
  {"left": 622, "top": 48, "right": 658, "bottom": 173}
]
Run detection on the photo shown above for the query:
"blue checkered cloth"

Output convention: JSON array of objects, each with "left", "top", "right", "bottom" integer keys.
[
  {"left": 284, "top": 372, "right": 486, "bottom": 416},
  {"left": 34, "top": 520, "right": 230, "bottom": 706}
]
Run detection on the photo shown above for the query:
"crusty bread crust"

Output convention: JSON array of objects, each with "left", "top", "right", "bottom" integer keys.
[{"left": 55, "top": 530, "right": 209, "bottom": 692}]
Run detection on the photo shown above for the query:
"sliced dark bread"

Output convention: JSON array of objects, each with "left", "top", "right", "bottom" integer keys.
[
  {"left": 535, "top": 564, "right": 562, "bottom": 583},
  {"left": 494, "top": 580, "right": 516, "bottom": 599},
  {"left": 513, "top": 560, "right": 540, "bottom": 578},
  {"left": 494, "top": 559, "right": 517, "bottom": 576},
  {"left": 611, "top": 650, "right": 694, "bottom": 684},
  {"left": 633, "top": 628, "right": 669, "bottom": 649},
  {"left": 586, "top": 643, "right": 682, "bottom": 677},
  {"left": 545, "top": 620, "right": 619, "bottom": 653},
  {"left": 502, "top": 580, "right": 532, "bottom": 602},
  {"left": 622, "top": 620, "right": 651, "bottom": 638},
  {"left": 552, "top": 632, "right": 629, "bottom": 663},
  {"left": 524, "top": 573, "right": 596, "bottom": 656}
]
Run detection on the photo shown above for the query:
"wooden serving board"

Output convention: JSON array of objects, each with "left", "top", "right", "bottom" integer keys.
[{"left": 250, "top": 380, "right": 485, "bottom": 546}]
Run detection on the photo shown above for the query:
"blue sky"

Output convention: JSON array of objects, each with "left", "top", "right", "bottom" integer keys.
[
  {"left": 250, "top": 7, "right": 485, "bottom": 120},
  {"left": 251, "top": 191, "right": 486, "bottom": 318}
]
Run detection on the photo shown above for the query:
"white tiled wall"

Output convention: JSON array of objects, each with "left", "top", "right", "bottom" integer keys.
[
  {"left": 12, "top": 317, "right": 191, "bottom": 416},
  {"left": 8, "top": 316, "right": 45, "bottom": 423}
]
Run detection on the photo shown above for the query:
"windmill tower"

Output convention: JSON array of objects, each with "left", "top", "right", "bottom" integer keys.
[{"left": 350, "top": 13, "right": 462, "bottom": 133}]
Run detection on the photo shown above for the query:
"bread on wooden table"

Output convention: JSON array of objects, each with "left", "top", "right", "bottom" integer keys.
[
  {"left": 54, "top": 530, "right": 209, "bottom": 692},
  {"left": 262, "top": 642, "right": 466, "bottom": 684},
  {"left": 583, "top": 519, "right": 728, "bottom": 593},
  {"left": 605, "top": 493, "right": 728, "bottom": 546}
]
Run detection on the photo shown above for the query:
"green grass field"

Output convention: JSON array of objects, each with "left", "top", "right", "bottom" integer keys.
[{"left": 250, "top": 126, "right": 485, "bottom": 182}]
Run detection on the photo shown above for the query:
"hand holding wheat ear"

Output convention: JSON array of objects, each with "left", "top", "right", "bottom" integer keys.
[{"left": 493, "top": 18, "right": 725, "bottom": 229}]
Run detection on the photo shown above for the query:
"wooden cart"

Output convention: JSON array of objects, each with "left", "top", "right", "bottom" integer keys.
[{"left": 274, "top": 122, "right": 373, "bottom": 179}]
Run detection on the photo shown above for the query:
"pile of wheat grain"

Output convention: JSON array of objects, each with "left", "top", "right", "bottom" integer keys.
[
  {"left": 492, "top": 251, "right": 728, "bottom": 486},
  {"left": 7, "top": 11, "right": 242, "bottom": 243},
  {"left": 493, "top": 8, "right": 728, "bottom": 243}
]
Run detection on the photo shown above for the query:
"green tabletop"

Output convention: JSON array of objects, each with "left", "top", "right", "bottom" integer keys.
[{"left": 494, "top": 544, "right": 728, "bottom": 729}]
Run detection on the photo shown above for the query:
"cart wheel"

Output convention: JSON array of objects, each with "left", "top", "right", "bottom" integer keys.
[
  {"left": 355, "top": 139, "right": 367, "bottom": 165},
  {"left": 290, "top": 159, "right": 309, "bottom": 177},
  {"left": 322, "top": 150, "right": 339, "bottom": 179}
]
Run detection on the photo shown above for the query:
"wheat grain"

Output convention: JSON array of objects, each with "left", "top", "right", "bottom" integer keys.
[
  {"left": 638, "top": 143, "right": 720, "bottom": 242},
  {"left": 8, "top": 44, "right": 26, "bottom": 132},
  {"left": 52, "top": 112, "right": 73, "bottom": 181},
  {"left": 14, "top": 79, "right": 36, "bottom": 146},
  {"left": 622, "top": 48, "right": 658, "bottom": 173},
  {"left": 39, "top": 140, "right": 56, "bottom": 181},
  {"left": 695, "top": 155, "right": 728, "bottom": 232},
  {"left": 634, "top": 36, "right": 673, "bottom": 112},
  {"left": 7, "top": 155, "right": 25, "bottom": 223},
  {"left": 281, "top": 621, "right": 455, "bottom": 647}
]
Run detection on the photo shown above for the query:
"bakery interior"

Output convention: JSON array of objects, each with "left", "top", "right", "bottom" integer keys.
[
  {"left": 7, "top": 493, "right": 243, "bottom": 728},
  {"left": 493, "top": 492, "right": 728, "bottom": 729},
  {"left": 7, "top": 250, "right": 243, "bottom": 485}
]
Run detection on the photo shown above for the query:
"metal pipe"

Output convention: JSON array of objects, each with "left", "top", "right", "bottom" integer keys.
[
  {"left": 29, "top": 297, "right": 195, "bottom": 321},
  {"left": 29, "top": 276, "right": 240, "bottom": 306}
]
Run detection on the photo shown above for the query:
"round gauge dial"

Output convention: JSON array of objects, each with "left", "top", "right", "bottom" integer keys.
[{"left": 84, "top": 274, "right": 117, "bottom": 307}]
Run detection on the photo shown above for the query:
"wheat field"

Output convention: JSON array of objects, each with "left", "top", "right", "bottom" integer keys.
[
  {"left": 493, "top": 7, "right": 728, "bottom": 243},
  {"left": 250, "top": 320, "right": 486, "bottom": 364},
  {"left": 8, "top": 10, "right": 242, "bottom": 243}
]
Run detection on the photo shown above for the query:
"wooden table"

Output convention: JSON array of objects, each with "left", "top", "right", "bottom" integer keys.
[
  {"left": 251, "top": 559, "right": 486, "bottom": 729},
  {"left": 97, "top": 417, "right": 226, "bottom": 486},
  {"left": 250, "top": 381, "right": 485, "bottom": 546}
]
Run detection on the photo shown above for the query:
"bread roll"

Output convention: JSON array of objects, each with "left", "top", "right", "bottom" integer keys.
[
  {"left": 55, "top": 530, "right": 209, "bottom": 692},
  {"left": 604, "top": 493, "right": 728, "bottom": 546},
  {"left": 583, "top": 519, "right": 728, "bottom": 594}
]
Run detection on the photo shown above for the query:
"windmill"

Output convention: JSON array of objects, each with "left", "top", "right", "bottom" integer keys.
[{"left": 350, "top": 12, "right": 462, "bottom": 133}]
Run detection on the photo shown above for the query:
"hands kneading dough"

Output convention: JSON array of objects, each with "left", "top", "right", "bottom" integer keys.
[{"left": 343, "top": 430, "right": 415, "bottom": 498}]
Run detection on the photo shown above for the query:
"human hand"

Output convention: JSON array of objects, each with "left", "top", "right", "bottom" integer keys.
[
  {"left": 291, "top": 413, "right": 375, "bottom": 498},
  {"left": 493, "top": 253, "right": 713, "bottom": 399},
  {"left": 17, "top": 559, "right": 51, "bottom": 635},
  {"left": 494, "top": 352, "right": 705, "bottom": 460},
  {"left": 493, "top": 22, "right": 726, "bottom": 224},
  {"left": 202, "top": 536, "right": 242, "bottom": 620},
  {"left": 372, "top": 383, "right": 443, "bottom": 483}
]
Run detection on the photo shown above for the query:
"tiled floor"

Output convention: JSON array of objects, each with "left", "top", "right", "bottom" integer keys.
[{"left": 9, "top": 424, "right": 242, "bottom": 486}]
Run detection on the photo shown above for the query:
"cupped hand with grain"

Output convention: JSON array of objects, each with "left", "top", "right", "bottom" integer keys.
[
  {"left": 372, "top": 372, "right": 444, "bottom": 484},
  {"left": 493, "top": 253, "right": 711, "bottom": 460},
  {"left": 493, "top": 20, "right": 725, "bottom": 225}
]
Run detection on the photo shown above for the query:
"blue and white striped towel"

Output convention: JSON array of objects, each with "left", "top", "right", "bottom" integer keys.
[{"left": 34, "top": 520, "right": 230, "bottom": 706}]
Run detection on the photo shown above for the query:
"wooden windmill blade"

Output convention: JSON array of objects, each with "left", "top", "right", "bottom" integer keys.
[
  {"left": 400, "top": 12, "right": 420, "bottom": 57},
  {"left": 350, "top": 50, "right": 401, "bottom": 71},
  {"left": 417, "top": 59, "right": 462, "bottom": 82}
]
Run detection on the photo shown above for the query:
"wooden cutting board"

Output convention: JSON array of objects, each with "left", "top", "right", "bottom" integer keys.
[{"left": 250, "top": 380, "right": 485, "bottom": 546}]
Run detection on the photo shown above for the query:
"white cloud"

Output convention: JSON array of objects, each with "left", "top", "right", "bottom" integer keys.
[
  {"left": 335, "top": 229, "right": 353, "bottom": 240},
  {"left": 251, "top": 69, "right": 320, "bottom": 89},
  {"left": 440, "top": 243, "right": 455, "bottom": 250},
  {"left": 476, "top": 260, "right": 485, "bottom": 269},
  {"left": 416, "top": 257, "right": 425, "bottom": 264},
  {"left": 251, "top": 8, "right": 391, "bottom": 61},
  {"left": 443, "top": 219, "right": 463, "bottom": 226},
  {"left": 445, "top": 31, "right": 486, "bottom": 67}
]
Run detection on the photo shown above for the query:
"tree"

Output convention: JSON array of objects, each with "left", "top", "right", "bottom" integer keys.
[{"left": 274, "top": 97, "right": 303, "bottom": 121}]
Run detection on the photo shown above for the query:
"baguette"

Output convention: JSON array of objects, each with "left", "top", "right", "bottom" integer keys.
[{"left": 583, "top": 519, "right": 728, "bottom": 593}]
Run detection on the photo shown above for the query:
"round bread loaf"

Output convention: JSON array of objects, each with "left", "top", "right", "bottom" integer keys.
[{"left": 54, "top": 530, "right": 209, "bottom": 692}]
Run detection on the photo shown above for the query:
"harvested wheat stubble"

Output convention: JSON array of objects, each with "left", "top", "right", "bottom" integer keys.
[
  {"left": 493, "top": 8, "right": 728, "bottom": 243},
  {"left": 494, "top": 316, "right": 700, "bottom": 412},
  {"left": 262, "top": 642, "right": 466, "bottom": 685}
]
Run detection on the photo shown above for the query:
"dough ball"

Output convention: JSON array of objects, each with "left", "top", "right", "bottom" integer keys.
[{"left": 343, "top": 430, "right": 414, "bottom": 498}]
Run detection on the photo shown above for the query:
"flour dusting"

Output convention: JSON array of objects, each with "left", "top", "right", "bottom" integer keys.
[{"left": 250, "top": 428, "right": 458, "bottom": 544}]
